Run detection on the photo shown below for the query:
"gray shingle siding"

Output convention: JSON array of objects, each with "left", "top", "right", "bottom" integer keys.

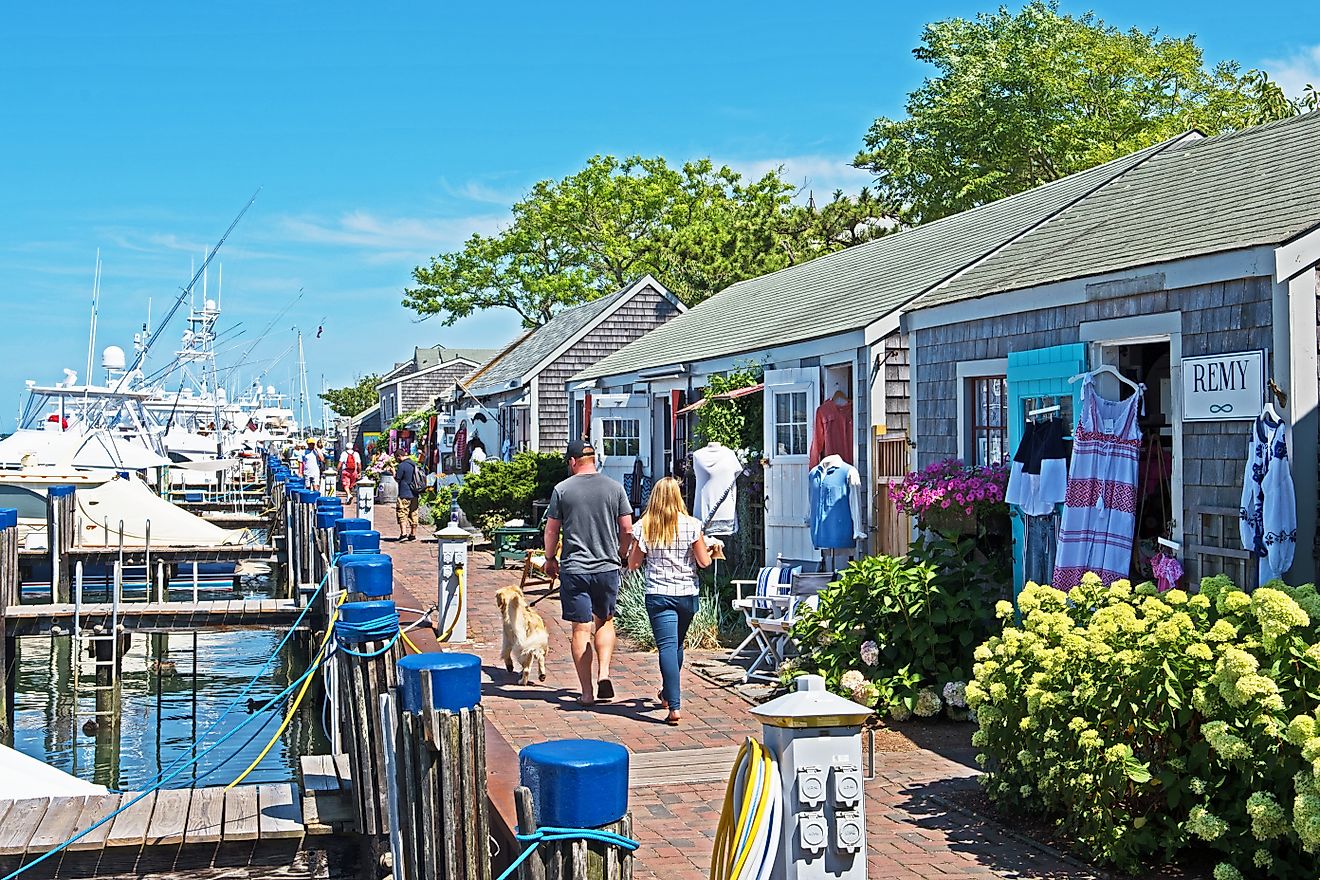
[
  {"left": 915, "top": 275, "right": 1272, "bottom": 554},
  {"left": 539, "top": 286, "right": 682, "bottom": 451}
]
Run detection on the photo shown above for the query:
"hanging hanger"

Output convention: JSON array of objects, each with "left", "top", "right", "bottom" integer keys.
[
  {"left": 1068, "top": 364, "right": 1141, "bottom": 393},
  {"left": 830, "top": 389, "right": 849, "bottom": 405}
]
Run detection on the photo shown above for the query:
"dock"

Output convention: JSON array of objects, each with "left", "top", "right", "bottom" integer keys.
[{"left": 3, "top": 598, "right": 303, "bottom": 636}]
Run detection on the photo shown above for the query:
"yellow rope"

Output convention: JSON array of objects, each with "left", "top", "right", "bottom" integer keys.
[
  {"left": 437, "top": 565, "right": 465, "bottom": 642},
  {"left": 226, "top": 592, "right": 346, "bottom": 789},
  {"left": 400, "top": 629, "right": 422, "bottom": 654}
]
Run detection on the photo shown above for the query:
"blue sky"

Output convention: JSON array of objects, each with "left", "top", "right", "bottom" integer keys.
[{"left": 2, "top": 2, "right": 1318, "bottom": 430}]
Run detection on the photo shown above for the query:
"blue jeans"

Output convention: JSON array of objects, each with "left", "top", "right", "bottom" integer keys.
[{"left": 645, "top": 593, "right": 699, "bottom": 711}]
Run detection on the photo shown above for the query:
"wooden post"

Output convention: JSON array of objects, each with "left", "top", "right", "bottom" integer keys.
[
  {"left": 46, "top": 487, "right": 76, "bottom": 604},
  {"left": 393, "top": 675, "right": 490, "bottom": 880},
  {"left": 0, "top": 514, "right": 13, "bottom": 739},
  {"left": 512, "top": 788, "right": 633, "bottom": 880},
  {"left": 335, "top": 622, "right": 402, "bottom": 836}
]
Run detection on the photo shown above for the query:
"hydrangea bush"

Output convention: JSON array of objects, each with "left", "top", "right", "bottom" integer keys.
[
  {"left": 969, "top": 573, "right": 1320, "bottom": 877},
  {"left": 790, "top": 533, "right": 1003, "bottom": 718}
]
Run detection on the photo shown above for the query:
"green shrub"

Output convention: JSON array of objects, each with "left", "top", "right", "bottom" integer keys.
[
  {"left": 615, "top": 569, "right": 743, "bottom": 650},
  {"left": 969, "top": 574, "right": 1320, "bottom": 877},
  {"left": 457, "top": 451, "right": 567, "bottom": 530},
  {"left": 790, "top": 533, "right": 1003, "bottom": 717}
]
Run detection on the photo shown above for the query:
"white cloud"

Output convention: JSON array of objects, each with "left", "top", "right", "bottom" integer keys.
[
  {"left": 439, "top": 177, "right": 528, "bottom": 207},
  {"left": 720, "top": 154, "right": 874, "bottom": 201},
  {"left": 1263, "top": 44, "right": 1320, "bottom": 99},
  {"left": 275, "top": 210, "right": 507, "bottom": 258}
]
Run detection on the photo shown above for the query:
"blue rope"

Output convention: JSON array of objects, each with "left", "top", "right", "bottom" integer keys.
[
  {"left": 496, "top": 827, "right": 639, "bottom": 880},
  {"left": 107, "top": 554, "right": 342, "bottom": 794},
  {"left": 334, "top": 610, "right": 401, "bottom": 657}
]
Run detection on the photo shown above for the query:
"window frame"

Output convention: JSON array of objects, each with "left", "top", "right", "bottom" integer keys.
[
  {"left": 600, "top": 417, "right": 641, "bottom": 458},
  {"left": 771, "top": 388, "right": 810, "bottom": 458},
  {"left": 955, "top": 358, "right": 1010, "bottom": 467}
]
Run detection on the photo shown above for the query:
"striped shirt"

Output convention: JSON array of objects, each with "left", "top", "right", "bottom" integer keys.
[{"left": 635, "top": 514, "right": 702, "bottom": 597}]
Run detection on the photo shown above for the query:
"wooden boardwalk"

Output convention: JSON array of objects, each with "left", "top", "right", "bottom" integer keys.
[
  {"left": 298, "top": 755, "right": 354, "bottom": 835},
  {"left": 4, "top": 598, "right": 304, "bottom": 636},
  {"left": 0, "top": 782, "right": 304, "bottom": 859}
]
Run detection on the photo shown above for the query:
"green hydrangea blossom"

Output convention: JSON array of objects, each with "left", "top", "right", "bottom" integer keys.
[
  {"left": 1245, "top": 791, "right": 1289, "bottom": 840},
  {"left": 1251, "top": 587, "right": 1310, "bottom": 647},
  {"left": 1187, "top": 805, "right": 1228, "bottom": 840}
]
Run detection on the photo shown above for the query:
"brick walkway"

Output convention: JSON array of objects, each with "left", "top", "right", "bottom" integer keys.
[{"left": 371, "top": 512, "right": 1099, "bottom": 880}]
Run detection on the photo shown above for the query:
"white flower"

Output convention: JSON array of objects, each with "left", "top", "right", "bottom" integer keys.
[
  {"left": 914, "top": 687, "right": 943, "bottom": 718},
  {"left": 859, "top": 640, "right": 880, "bottom": 666},
  {"left": 888, "top": 702, "right": 912, "bottom": 722},
  {"left": 840, "top": 670, "right": 866, "bottom": 693},
  {"left": 942, "top": 681, "right": 968, "bottom": 708}
]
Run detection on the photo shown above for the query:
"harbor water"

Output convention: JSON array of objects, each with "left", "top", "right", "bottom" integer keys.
[{"left": 10, "top": 619, "right": 326, "bottom": 790}]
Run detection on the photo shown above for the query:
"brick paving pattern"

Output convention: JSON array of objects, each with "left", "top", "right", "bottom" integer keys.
[{"left": 372, "top": 512, "right": 1099, "bottom": 880}]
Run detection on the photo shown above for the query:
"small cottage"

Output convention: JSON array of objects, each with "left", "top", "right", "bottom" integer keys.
[
  {"left": 904, "top": 110, "right": 1320, "bottom": 590},
  {"left": 570, "top": 142, "right": 1186, "bottom": 565},
  {"left": 444, "top": 275, "right": 684, "bottom": 462},
  {"left": 376, "top": 345, "right": 498, "bottom": 424}
]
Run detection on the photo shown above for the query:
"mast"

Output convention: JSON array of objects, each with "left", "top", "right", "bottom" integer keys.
[
  {"left": 296, "top": 330, "right": 312, "bottom": 438},
  {"left": 85, "top": 250, "right": 101, "bottom": 386}
]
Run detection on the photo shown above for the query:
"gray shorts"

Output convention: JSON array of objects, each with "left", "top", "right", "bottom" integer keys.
[{"left": 560, "top": 570, "right": 620, "bottom": 624}]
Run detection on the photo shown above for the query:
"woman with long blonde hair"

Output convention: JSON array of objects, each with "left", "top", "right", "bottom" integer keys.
[{"left": 627, "top": 477, "right": 717, "bottom": 725}]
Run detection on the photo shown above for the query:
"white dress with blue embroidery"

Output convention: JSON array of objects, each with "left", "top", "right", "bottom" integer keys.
[{"left": 1239, "top": 412, "right": 1296, "bottom": 584}]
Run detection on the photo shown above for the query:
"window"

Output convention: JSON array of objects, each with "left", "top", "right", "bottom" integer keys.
[
  {"left": 601, "top": 418, "right": 640, "bottom": 457},
  {"left": 968, "top": 376, "right": 1008, "bottom": 467},
  {"left": 772, "top": 390, "right": 809, "bottom": 457}
]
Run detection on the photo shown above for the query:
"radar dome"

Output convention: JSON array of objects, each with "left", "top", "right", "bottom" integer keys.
[
  {"left": 102, "top": 346, "right": 127, "bottom": 370},
  {"left": 205, "top": 299, "right": 217, "bottom": 311},
  {"left": 266, "top": 385, "right": 276, "bottom": 396}
]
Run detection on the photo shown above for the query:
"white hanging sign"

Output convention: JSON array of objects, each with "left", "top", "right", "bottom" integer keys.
[{"left": 1181, "top": 350, "right": 1264, "bottom": 421}]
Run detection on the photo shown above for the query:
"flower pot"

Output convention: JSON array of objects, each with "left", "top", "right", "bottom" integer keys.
[{"left": 376, "top": 474, "right": 399, "bottom": 504}]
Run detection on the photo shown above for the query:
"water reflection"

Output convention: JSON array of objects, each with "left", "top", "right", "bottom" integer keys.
[{"left": 11, "top": 625, "right": 326, "bottom": 789}]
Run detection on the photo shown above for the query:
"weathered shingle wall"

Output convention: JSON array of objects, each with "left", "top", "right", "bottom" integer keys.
[
  {"left": 915, "top": 275, "right": 1273, "bottom": 547},
  {"left": 400, "top": 361, "right": 473, "bottom": 412},
  {"left": 539, "top": 286, "right": 682, "bottom": 451}
]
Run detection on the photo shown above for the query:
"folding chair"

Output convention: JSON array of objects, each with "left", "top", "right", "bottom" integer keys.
[
  {"left": 730, "top": 563, "right": 801, "bottom": 682},
  {"left": 519, "top": 550, "right": 557, "bottom": 597}
]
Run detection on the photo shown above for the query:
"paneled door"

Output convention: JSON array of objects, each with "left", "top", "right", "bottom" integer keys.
[{"left": 763, "top": 368, "right": 819, "bottom": 565}]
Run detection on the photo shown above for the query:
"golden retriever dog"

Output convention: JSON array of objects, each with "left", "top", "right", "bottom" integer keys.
[{"left": 495, "top": 585, "right": 548, "bottom": 685}]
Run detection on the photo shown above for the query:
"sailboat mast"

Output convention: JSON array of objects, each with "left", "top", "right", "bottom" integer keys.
[{"left": 85, "top": 249, "right": 101, "bottom": 385}]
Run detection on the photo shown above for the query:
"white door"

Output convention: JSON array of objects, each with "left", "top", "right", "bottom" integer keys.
[
  {"left": 763, "top": 368, "right": 819, "bottom": 564},
  {"left": 589, "top": 394, "right": 652, "bottom": 505}
]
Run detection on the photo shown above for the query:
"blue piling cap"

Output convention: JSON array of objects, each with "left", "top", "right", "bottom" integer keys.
[
  {"left": 316, "top": 510, "right": 343, "bottom": 530},
  {"left": 48, "top": 485, "right": 77, "bottom": 498},
  {"left": 284, "top": 477, "right": 306, "bottom": 491},
  {"left": 0, "top": 508, "right": 17, "bottom": 530},
  {"left": 519, "top": 740, "right": 629, "bottom": 828},
  {"left": 336, "top": 600, "right": 397, "bottom": 645},
  {"left": 316, "top": 496, "right": 343, "bottom": 510},
  {"left": 334, "top": 517, "right": 372, "bottom": 536},
  {"left": 295, "top": 488, "right": 320, "bottom": 504},
  {"left": 339, "top": 529, "right": 381, "bottom": 554},
  {"left": 340, "top": 553, "right": 393, "bottom": 597},
  {"left": 397, "top": 652, "right": 481, "bottom": 713}
]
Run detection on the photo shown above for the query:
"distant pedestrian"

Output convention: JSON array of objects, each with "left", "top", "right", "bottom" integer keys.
[
  {"left": 543, "top": 440, "right": 633, "bottom": 706},
  {"left": 300, "top": 439, "right": 324, "bottom": 485},
  {"left": 339, "top": 446, "right": 362, "bottom": 502},
  {"left": 627, "top": 477, "right": 716, "bottom": 725},
  {"left": 394, "top": 450, "right": 421, "bottom": 542}
]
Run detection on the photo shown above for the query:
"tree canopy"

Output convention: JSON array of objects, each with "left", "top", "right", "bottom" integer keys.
[
  {"left": 854, "top": 1, "right": 1306, "bottom": 224},
  {"left": 319, "top": 373, "right": 380, "bottom": 417},
  {"left": 404, "top": 155, "right": 887, "bottom": 326}
]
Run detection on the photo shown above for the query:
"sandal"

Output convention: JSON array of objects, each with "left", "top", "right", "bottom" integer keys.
[
  {"left": 596, "top": 679, "right": 615, "bottom": 701},
  {"left": 665, "top": 713, "right": 681, "bottom": 726},
  {"left": 657, "top": 692, "right": 668, "bottom": 708}
]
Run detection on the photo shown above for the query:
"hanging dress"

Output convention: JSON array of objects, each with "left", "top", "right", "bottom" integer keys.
[
  {"left": 1239, "top": 412, "right": 1296, "bottom": 584},
  {"left": 1053, "top": 377, "right": 1144, "bottom": 590}
]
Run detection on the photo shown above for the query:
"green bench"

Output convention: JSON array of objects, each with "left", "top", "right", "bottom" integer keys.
[{"left": 492, "top": 525, "right": 544, "bottom": 569}]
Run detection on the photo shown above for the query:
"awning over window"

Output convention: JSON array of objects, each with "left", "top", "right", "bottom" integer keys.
[{"left": 676, "top": 382, "right": 764, "bottom": 415}]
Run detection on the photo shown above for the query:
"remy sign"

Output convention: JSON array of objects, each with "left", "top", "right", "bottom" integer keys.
[{"left": 1181, "top": 350, "right": 1264, "bottom": 421}]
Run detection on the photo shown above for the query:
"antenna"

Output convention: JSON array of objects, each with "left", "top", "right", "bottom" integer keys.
[{"left": 85, "top": 249, "right": 102, "bottom": 385}]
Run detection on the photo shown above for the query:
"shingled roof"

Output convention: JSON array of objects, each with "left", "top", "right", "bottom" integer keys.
[
  {"left": 466, "top": 276, "right": 672, "bottom": 396},
  {"left": 918, "top": 109, "right": 1320, "bottom": 308},
  {"left": 572, "top": 138, "right": 1177, "bottom": 381}
]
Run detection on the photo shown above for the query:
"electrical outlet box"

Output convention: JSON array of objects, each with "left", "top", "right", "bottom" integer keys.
[
  {"left": 798, "top": 813, "right": 828, "bottom": 853},
  {"left": 830, "top": 762, "right": 862, "bottom": 807},
  {"left": 796, "top": 765, "right": 826, "bottom": 808},
  {"left": 834, "top": 811, "right": 864, "bottom": 852}
]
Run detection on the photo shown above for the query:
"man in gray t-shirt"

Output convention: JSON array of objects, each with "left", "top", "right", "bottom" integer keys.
[{"left": 544, "top": 439, "right": 633, "bottom": 706}]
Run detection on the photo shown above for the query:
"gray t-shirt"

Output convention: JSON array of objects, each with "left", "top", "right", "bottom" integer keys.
[{"left": 547, "top": 473, "right": 632, "bottom": 574}]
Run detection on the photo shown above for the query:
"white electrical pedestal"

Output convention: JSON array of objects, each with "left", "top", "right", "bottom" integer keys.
[
  {"left": 436, "top": 512, "right": 469, "bottom": 642},
  {"left": 356, "top": 480, "right": 375, "bottom": 515},
  {"left": 751, "top": 675, "right": 872, "bottom": 880}
]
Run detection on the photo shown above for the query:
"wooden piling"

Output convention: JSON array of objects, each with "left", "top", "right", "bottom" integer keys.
[
  {"left": 0, "top": 515, "right": 14, "bottom": 737},
  {"left": 334, "top": 629, "right": 401, "bottom": 836},
  {"left": 46, "top": 487, "right": 76, "bottom": 604},
  {"left": 512, "top": 788, "right": 632, "bottom": 880},
  {"left": 393, "top": 678, "right": 490, "bottom": 880}
]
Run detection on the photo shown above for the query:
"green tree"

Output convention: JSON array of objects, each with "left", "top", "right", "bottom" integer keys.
[
  {"left": 404, "top": 156, "right": 886, "bottom": 325},
  {"left": 319, "top": 373, "right": 380, "bottom": 417},
  {"left": 854, "top": 2, "right": 1301, "bottom": 224}
]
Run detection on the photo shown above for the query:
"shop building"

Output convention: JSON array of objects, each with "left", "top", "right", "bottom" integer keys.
[
  {"left": 904, "top": 111, "right": 1320, "bottom": 591},
  {"left": 443, "top": 276, "right": 684, "bottom": 464},
  {"left": 376, "top": 345, "right": 497, "bottom": 424},
  {"left": 567, "top": 143, "right": 1183, "bottom": 565}
]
